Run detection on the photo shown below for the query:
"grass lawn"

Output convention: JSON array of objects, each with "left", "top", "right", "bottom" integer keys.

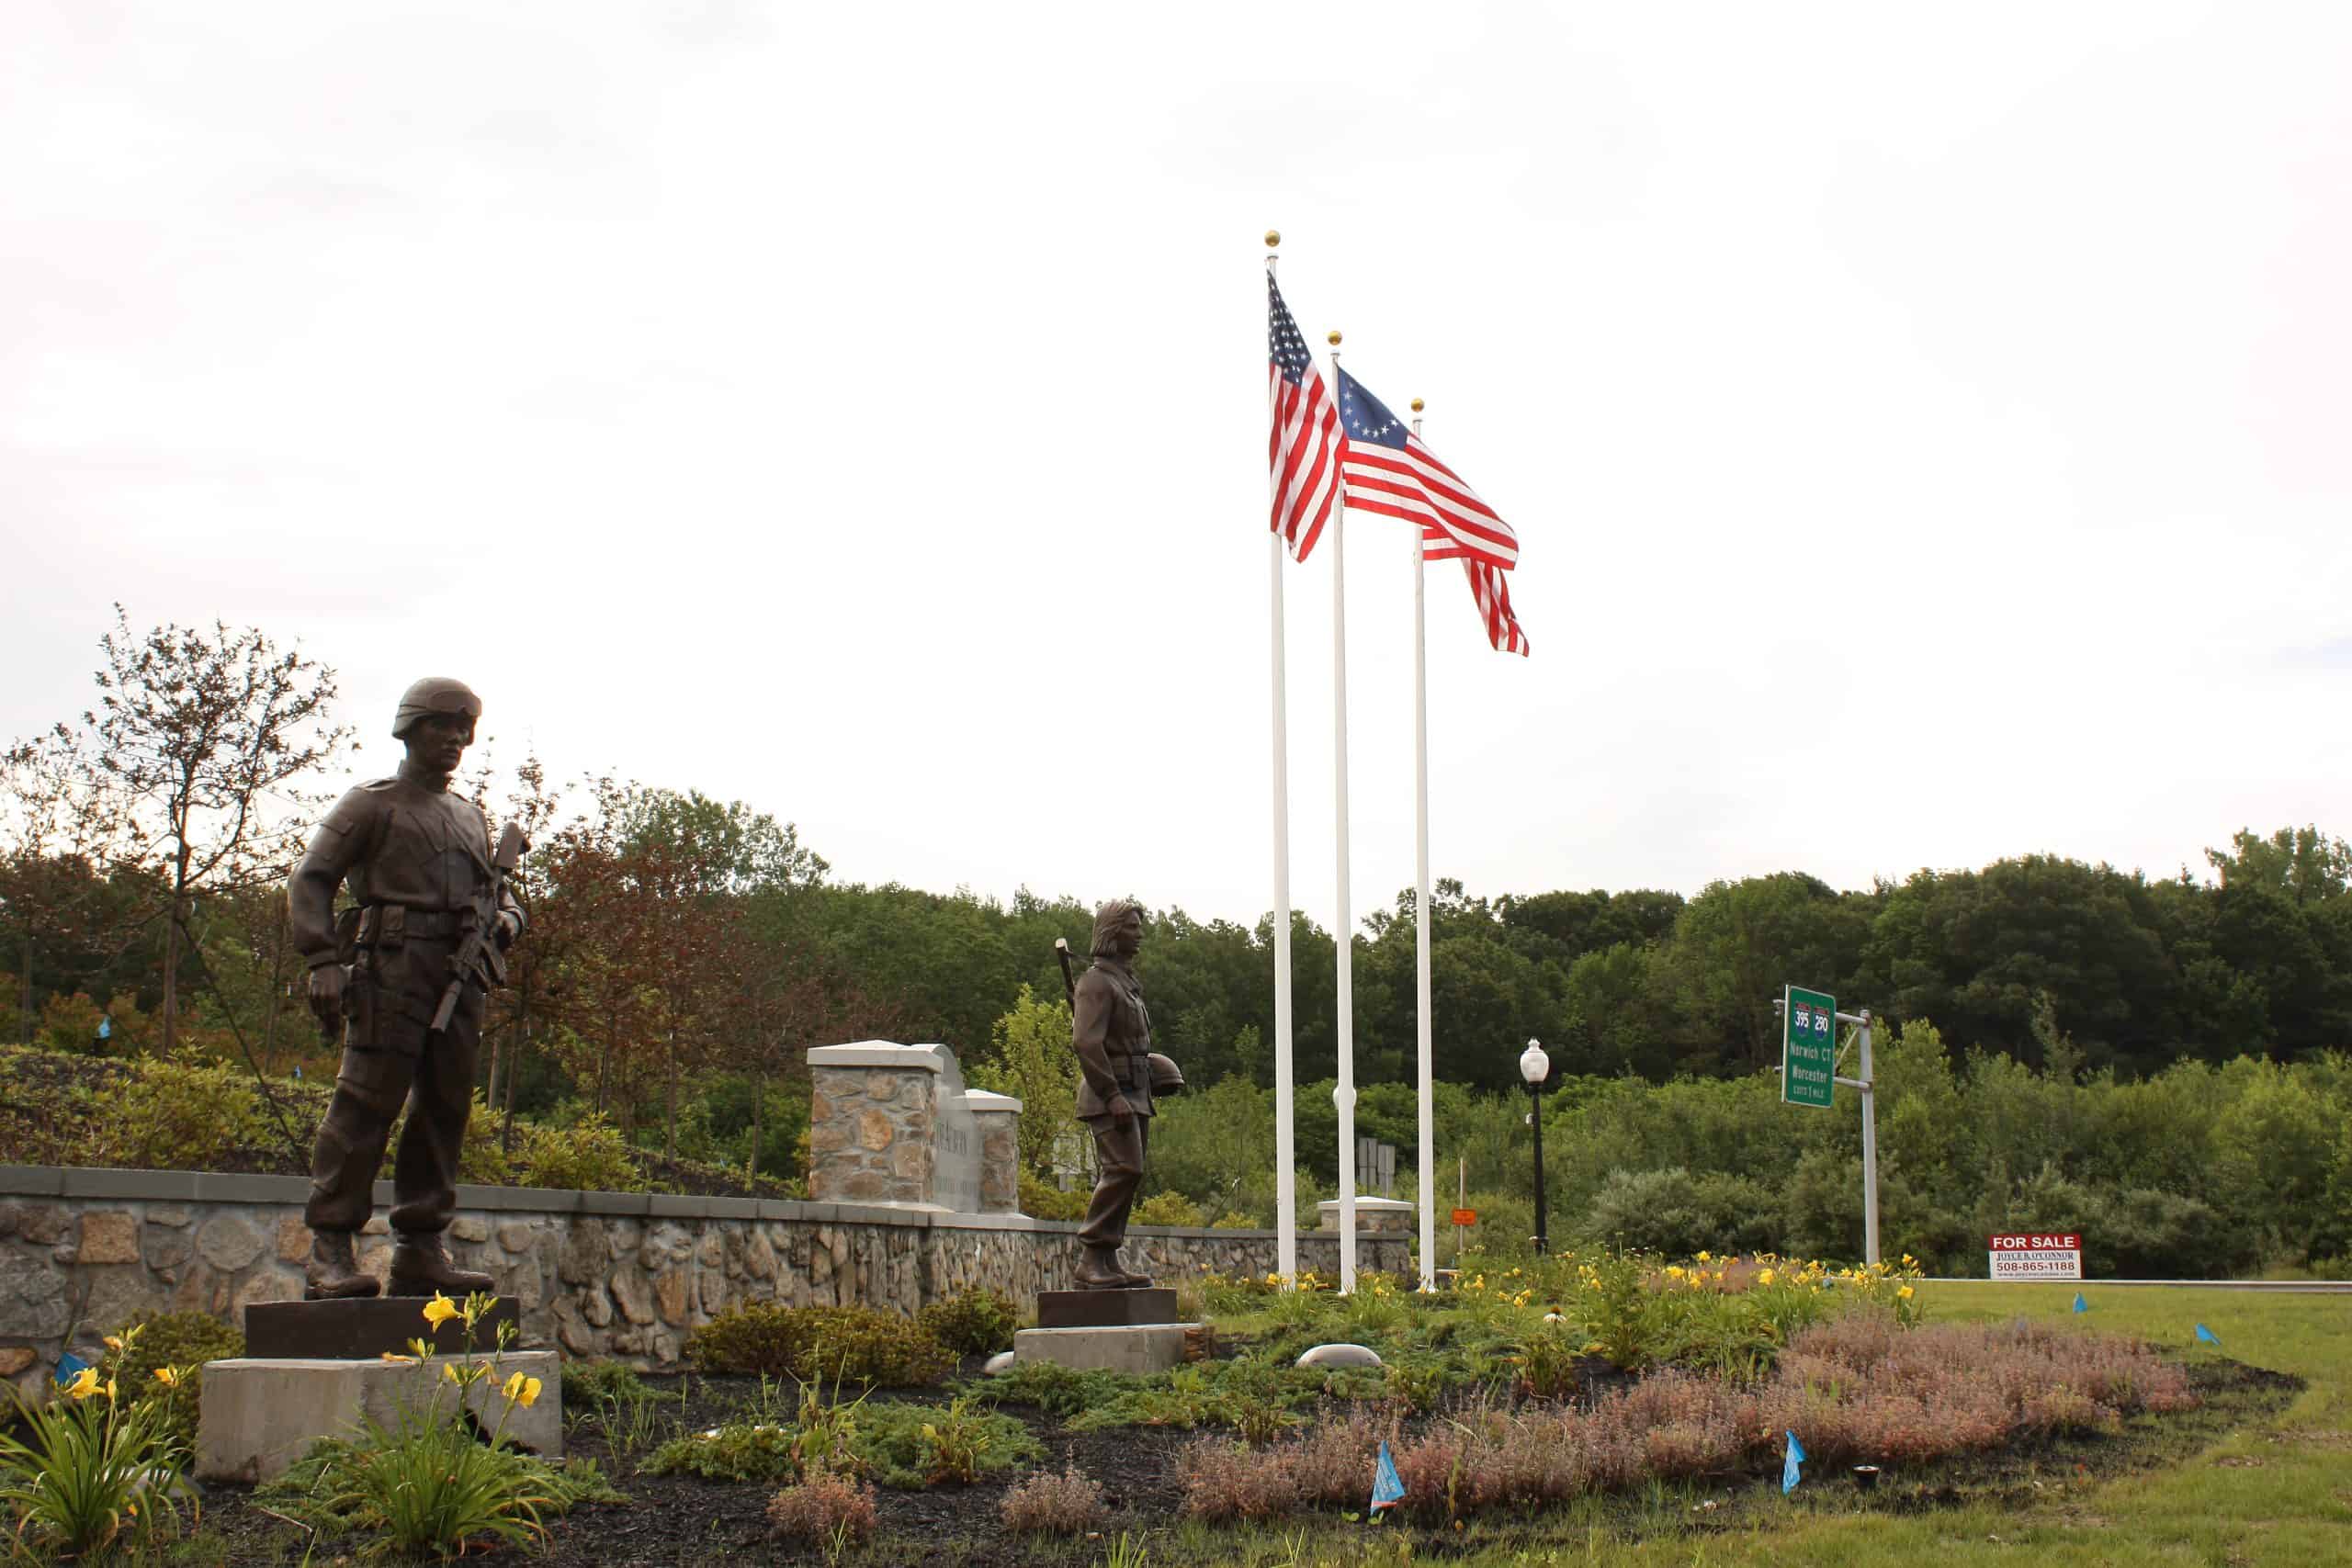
[{"left": 1430, "top": 1283, "right": 2351, "bottom": 1568}]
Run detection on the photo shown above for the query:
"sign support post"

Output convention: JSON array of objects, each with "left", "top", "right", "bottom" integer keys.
[{"left": 1777, "top": 990, "right": 1881, "bottom": 1268}]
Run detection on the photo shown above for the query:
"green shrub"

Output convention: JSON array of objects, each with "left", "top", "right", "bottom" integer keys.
[
  {"left": 1066, "top": 1358, "right": 1317, "bottom": 1436},
  {"left": 976, "top": 1359, "right": 1128, "bottom": 1419},
  {"left": 559, "top": 1359, "right": 650, "bottom": 1410},
  {"left": 1581, "top": 1168, "right": 1781, "bottom": 1258},
  {"left": 645, "top": 1422, "right": 798, "bottom": 1483},
  {"left": 1019, "top": 1168, "right": 1089, "bottom": 1222},
  {"left": 83, "top": 1060, "right": 280, "bottom": 1171},
  {"left": 514, "top": 1111, "right": 645, "bottom": 1192},
  {"left": 1515, "top": 1319, "right": 1586, "bottom": 1399},
  {"left": 687, "top": 1303, "right": 953, "bottom": 1387},
  {"left": 1133, "top": 1191, "right": 1205, "bottom": 1227},
  {"left": 96, "top": 1310, "right": 243, "bottom": 1450},
  {"left": 2096, "top": 1186, "right": 2254, "bottom": 1279},
  {"left": 917, "top": 1288, "right": 1021, "bottom": 1356},
  {"left": 852, "top": 1398, "right": 1039, "bottom": 1488}
]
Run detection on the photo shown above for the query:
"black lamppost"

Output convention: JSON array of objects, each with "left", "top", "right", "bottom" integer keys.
[{"left": 1521, "top": 1038, "right": 1551, "bottom": 1255}]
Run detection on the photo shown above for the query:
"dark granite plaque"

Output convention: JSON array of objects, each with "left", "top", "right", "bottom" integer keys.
[
  {"left": 243, "top": 1296, "right": 521, "bottom": 1360},
  {"left": 1034, "top": 1287, "right": 1182, "bottom": 1329}
]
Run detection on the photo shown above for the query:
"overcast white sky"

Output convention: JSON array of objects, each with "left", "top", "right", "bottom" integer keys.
[{"left": 6, "top": 3, "right": 2349, "bottom": 931}]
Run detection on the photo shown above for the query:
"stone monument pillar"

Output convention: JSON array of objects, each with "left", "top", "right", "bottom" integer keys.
[
  {"left": 967, "top": 1089, "right": 1023, "bottom": 1214},
  {"left": 805, "top": 1042, "right": 1024, "bottom": 1214}
]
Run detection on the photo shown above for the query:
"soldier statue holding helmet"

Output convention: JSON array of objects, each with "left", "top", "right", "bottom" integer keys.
[
  {"left": 1066, "top": 898, "right": 1187, "bottom": 1290},
  {"left": 290, "top": 677, "right": 527, "bottom": 1301}
]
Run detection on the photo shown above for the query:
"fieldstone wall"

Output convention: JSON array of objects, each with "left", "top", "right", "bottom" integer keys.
[{"left": 0, "top": 1168, "right": 1411, "bottom": 1388}]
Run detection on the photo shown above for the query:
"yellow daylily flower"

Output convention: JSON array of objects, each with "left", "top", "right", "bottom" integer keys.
[
  {"left": 380, "top": 1351, "right": 419, "bottom": 1367},
  {"left": 103, "top": 1335, "right": 125, "bottom": 1352},
  {"left": 65, "top": 1366, "right": 101, "bottom": 1401},
  {"left": 503, "top": 1372, "right": 542, "bottom": 1408},
  {"left": 421, "top": 1292, "right": 461, "bottom": 1330},
  {"left": 1757, "top": 1268, "right": 1776, "bottom": 1285},
  {"left": 1696, "top": 1250, "right": 1711, "bottom": 1263},
  {"left": 444, "top": 1362, "right": 465, "bottom": 1385},
  {"left": 153, "top": 1366, "right": 180, "bottom": 1387},
  {"left": 1897, "top": 1285, "right": 1915, "bottom": 1300},
  {"left": 105, "top": 1378, "right": 118, "bottom": 1402}
]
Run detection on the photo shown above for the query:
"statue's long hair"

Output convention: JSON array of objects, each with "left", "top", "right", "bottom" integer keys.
[{"left": 1091, "top": 897, "right": 1144, "bottom": 959}]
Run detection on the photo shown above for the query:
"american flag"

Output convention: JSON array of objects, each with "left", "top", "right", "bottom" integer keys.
[
  {"left": 1267, "top": 273, "right": 1339, "bottom": 562},
  {"left": 1334, "top": 367, "right": 1519, "bottom": 570},
  {"left": 1464, "top": 558, "right": 1531, "bottom": 657}
]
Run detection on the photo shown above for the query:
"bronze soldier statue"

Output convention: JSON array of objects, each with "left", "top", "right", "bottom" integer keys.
[
  {"left": 1069, "top": 898, "right": 1165, "bottom": 1290},
  {"left": 291, "top": 678, "right": 526, "bottom": 1300}
]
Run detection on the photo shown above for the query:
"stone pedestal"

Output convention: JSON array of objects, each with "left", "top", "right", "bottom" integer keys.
[
  {"left": 196, "top": 1350, "right": 561, "bottom": 1483},
  {"left": 1014, "top": 1325, "right": 1198, "bottom": 1374},
  {"left": 245, "top": 1296, "right": 522, "bottom": 1359},
  {"left": 1016, "top": 1287, "right": 1198, "bottom": 1374}
]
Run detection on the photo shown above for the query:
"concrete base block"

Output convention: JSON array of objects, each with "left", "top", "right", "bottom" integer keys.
[
  {"left": 1013, "top": 1323, "right": 1200, "bottom": 1375},
  {"left": 196, "top": 1351, "right": 561, "bottom": 1484}
]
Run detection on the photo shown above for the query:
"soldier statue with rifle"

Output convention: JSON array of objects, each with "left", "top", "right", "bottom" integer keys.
[
  {"left": 290, "top": 677, "right": 528, "bottom": 1301},
  {"left": 1057, "top": 900, "right": 1184, "bottom": 1291}
]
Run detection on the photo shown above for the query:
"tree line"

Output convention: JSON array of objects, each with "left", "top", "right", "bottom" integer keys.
[{"left": 8, "top": 611, "right": 2352, "bottom": 1192}]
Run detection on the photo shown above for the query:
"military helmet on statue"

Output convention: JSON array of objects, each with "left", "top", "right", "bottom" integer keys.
[{"left": 390, "top": 677, "right": 482, "bottom": 739}]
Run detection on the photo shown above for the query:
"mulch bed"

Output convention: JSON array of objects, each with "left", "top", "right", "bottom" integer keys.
[{"left": 170, "top": 1355, "right": 2301, "bottom": 1567}]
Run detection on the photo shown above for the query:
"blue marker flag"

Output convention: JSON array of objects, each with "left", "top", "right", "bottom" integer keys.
[
  {"left": 1370, "top": 1439, "right": 1406, "bottom": 1512},
  {"left": 2195, "top": 1323, "right": 2220, "bottom": 1346},
  {"left": 1782, "top": 1429, "right": 1806, "bottom": 1495},
  {"left": 53, "top": 1350, "right": 88, "bottom": 1387},
  {"left": 2073, "top": 1292, "right": 2089, "bottom": 1314}
]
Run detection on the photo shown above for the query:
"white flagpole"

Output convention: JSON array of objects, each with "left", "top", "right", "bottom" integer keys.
[
  {"left": 1264, "top": 233, "right": 1297, "bottom": 1287},
  {"left": 1328, "top": 327, "right": 1358, "bottom": 1293},
  {"left": 1410, "top": 396, "right": 1435, "bottom": 1292}
]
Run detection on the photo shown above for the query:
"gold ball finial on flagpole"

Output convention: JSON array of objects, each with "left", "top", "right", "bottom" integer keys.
[
  {"left": 1327, "top": 330, "right": 1342, "bottom": 346},
  {"left": 1410, "top": 398, "right": 1424, "bottom": 412},
  {"left": 1265, "top": 230, "right": 1282, "bottom": 248}
]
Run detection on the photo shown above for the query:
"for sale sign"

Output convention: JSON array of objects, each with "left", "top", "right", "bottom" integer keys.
[{"left": 1987, "top": 1233, "right": 2083, "bottom": 1280}]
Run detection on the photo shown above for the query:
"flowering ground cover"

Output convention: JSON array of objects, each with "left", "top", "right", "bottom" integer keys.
[{"left": 4, "top": 1264, "right": 2319, "bottom": 1566}]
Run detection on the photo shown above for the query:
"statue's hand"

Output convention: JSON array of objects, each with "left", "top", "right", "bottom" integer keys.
[
  {"left": 1106, "top": 1093, "right": 1136, "bottom": 1123},
  {"left": 307, "top": 963, "right": 346, "bottom": 1031}
]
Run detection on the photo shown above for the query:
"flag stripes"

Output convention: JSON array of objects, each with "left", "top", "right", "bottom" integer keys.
[
  {"left": 1464, "top": 558, "right": 1531, "bottom": 656},
  {"left": 1268, "top": 275, "right": 1340, "bottom": 561},
  {"left": 1340, "top": 439, "right": 1519, "bottom": 569}
]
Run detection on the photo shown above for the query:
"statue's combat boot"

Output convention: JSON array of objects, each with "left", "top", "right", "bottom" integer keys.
[
  {"left": 386, "top": 1232, "right": 496, "bottom": 1297},
  {"left": 303, "top": 1231, "right": 382, "bottom": 1301},
  {"left": 1074, "top": 1245, "right": 1134, "bottom": 1291}
]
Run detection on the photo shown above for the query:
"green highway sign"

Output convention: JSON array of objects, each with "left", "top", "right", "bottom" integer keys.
[{"left": 1782, "top": 985, "right": 1838, "bottom": 1108}]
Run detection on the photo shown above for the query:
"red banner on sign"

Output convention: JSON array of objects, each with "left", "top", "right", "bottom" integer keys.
[
  {"left": 1451, "top": 1208, "right": 1477, "bottom": 1226},
  {"left": 1988, "top": 1233, "right": 2082, "bottom": 1250}
]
